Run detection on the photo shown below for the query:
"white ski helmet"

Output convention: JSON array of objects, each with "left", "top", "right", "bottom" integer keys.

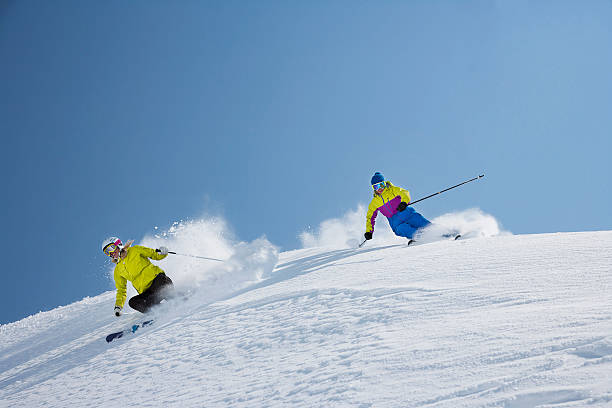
[{"left": 102, "top": 236, "right": 123, "bottom": 255}]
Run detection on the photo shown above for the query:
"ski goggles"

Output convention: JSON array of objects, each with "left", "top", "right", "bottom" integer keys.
[
  {"left": 372, "top": 181, "right": 386, "bottom": 191},
  {"left": 104, "top": 244, "right": 119, "bottom": 256},
  {"left": 103, "top": 240, "right": 122, "bottom": 256}
]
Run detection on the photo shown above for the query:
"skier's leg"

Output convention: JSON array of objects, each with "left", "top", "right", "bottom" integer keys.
[
  {"left": 406, "top": 211, "right": 460, "bottom": 238},
  {"left": 128, "top": 293, "right": 151, "bottom": 313},
  {"left": 129, "top": 274, "right": 174, "bottom": 313},
  {"left": 393, "top": 222, "right": 420, "bottom": 239},
  {"left": 150, "top": 274, "right": 175, "bottom": 304},
  {"left": 389, "top": 209, "right": 421, "bottom": 239},
  {"left": 406, "top": 211, "right": 431, "bottom": 229}
]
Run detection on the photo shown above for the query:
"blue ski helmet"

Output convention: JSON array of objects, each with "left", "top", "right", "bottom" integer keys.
[{"left": 371, "top": 172, "right": 385, "bottom": 185}]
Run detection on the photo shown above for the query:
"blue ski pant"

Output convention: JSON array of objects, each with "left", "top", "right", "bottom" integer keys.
[{"left": 388, "top": 207, "right": 431, "bottom": 239}]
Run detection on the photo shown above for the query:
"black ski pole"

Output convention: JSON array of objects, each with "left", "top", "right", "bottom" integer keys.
[
  {"left": 358, "top": 239, "right": 367, "bottom": 248},
  {"left": 156, "top": 249, "right": 225, "bottom": 262},
  {"left": 408, "top": 174, "right": 485, "bottom": 206}
]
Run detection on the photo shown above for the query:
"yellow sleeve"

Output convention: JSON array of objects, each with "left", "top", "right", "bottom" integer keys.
[
  {"left": 114, "top": 266, "right": 127, "bottom": 307},
  {"left": 365, "top": 197, "right": 380, "bottom": 233},
  {"left": 134, "top": 245, "right": 168, "bottom": 261}
]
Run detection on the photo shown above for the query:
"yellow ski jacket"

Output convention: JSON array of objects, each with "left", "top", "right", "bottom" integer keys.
[
  {"left": 365, "top": 181, "right": 411, "bottom": 233},
  {"left": 113, "top": 245, "right": 168, "bottom": 307}
]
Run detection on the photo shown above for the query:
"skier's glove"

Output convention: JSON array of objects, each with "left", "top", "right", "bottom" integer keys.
[
  {"left": 114, "top": 306, "right": 122, "bottom": 317},
  {"left": 158, "top": 246, "right": 169, "bottom": 256},
  {"left": 364, "top": 231, "right": 373, "bottom": 240},
  {"left": 397, "top": 201, "right": 408, "bottom": 212}
]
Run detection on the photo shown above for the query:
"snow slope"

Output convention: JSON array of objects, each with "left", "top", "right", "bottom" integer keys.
[{"left": 1, "top": 231, "right": 612, "bottom": 407}]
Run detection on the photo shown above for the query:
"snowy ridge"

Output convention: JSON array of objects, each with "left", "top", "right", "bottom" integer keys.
[{"left": 1, "top": 231, "right": 612, "bottom": 407}]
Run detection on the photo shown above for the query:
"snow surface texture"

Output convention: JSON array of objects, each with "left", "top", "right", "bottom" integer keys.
[{"left": 1, "top": 219, "right": 611, "bottom": 407}]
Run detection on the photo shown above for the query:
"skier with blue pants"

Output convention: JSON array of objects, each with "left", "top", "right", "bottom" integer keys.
[{"left": 364, "top": 172, "right": 431, "bottom": 243}]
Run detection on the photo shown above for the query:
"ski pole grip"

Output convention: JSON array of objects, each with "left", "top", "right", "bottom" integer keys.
[{"left": 155, "top": 249, "right": 176, "bottom": 254}]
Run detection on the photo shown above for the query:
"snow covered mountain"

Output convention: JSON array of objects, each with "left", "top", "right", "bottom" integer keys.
[{"left": 1, "top": 229, "right": 612, "bottom": 407}]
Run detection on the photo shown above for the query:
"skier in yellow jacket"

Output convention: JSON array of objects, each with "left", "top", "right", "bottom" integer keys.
[
  {"left": 364, "top": 172, "right": 432, "bottom": 244},
  {"left": 102, "top": 237, "right": 174, "bottom": 316}
]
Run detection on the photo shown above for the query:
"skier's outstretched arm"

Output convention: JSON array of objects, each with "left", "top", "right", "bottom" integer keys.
[{"left": 136, "top": 245, "right": 168, "bottom": 261}]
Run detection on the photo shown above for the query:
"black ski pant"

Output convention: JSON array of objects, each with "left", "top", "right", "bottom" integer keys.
[{"left": 128, "top": 273, "right": 174, "bottom": 313}]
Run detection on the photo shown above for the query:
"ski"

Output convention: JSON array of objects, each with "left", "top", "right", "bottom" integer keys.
[
  {"left": 106, "top": 319, "right": 154, "bottom": 343},
  {"left": 407, "top": 234, "right": 461, "bottom": 247}
]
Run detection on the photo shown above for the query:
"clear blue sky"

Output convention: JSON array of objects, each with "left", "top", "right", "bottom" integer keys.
[{"left": 1, "top": 0, "right": 611, "bottom": 324}]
